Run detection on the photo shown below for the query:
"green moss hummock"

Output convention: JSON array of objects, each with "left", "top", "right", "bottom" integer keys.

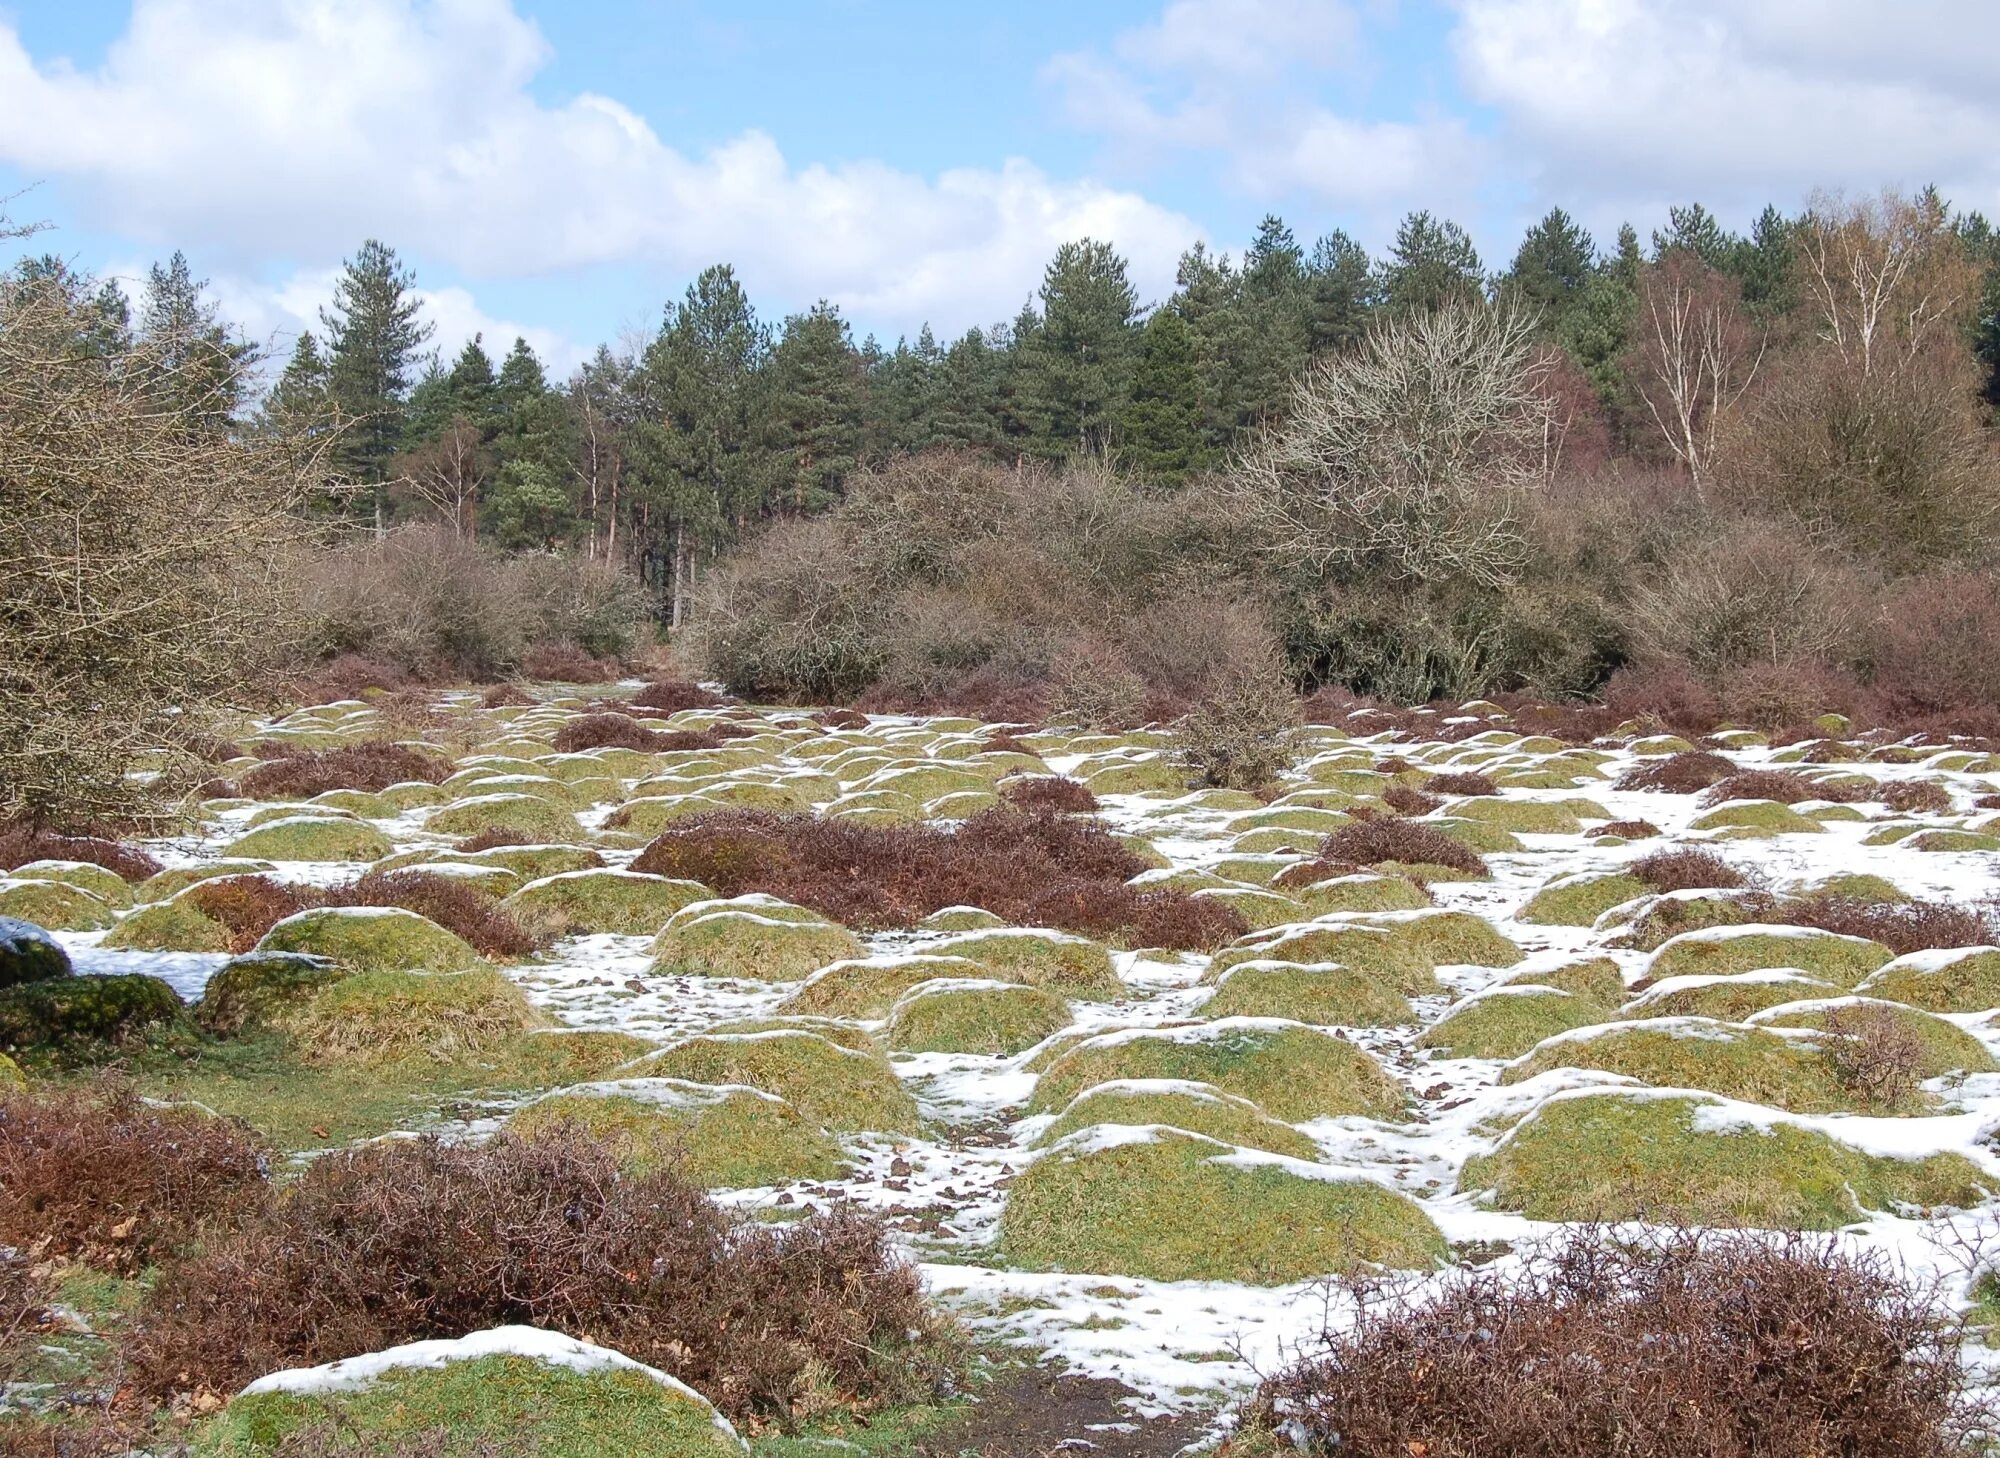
[
  {"left": 102, "top": 896, "right": 233, "bottom": 952},
  {"left": 1499, "top": 958, "right": 1627, "bottom": 1006},
  {"left": 649, "top": 909, "right": 863, "bottom": 981},
  {"left": 777, "top": 954, "right": 994, "bottom": 1019},
  {"left": 1855, "top": 948, "right": 2000, "bottom": 1014},
  {"left": 506, "top": 1077, "right": 847, "bottom": 1187},
  {"left": 193, "top": 951, "right": 345, "bottom": 1035},
  {"left": 1748, "top": 997, "right": 1999, "bottom": 1078},
  {"left": 279, "top": 967, "right": 549, "bottom": 1066},
  {"left": 501, "top": 869, "right": 710, "bottom": 938},
  {"left": 1620, "top": 971, "right": 1840, "bottom": 1022},
  {"left": 1031, "top": 1079, "right": 1321, "bottom": 1161},
  {"left": 224, "top": 816, "right": 395, "bottom": 863},
  {"left": 1441, "top": 797, "right": 1583, "bottom": 835},
  {"left": 929, "top": 928, "right": 1124, "bottom": 998},
  {"left": 0, "top": 972, "right": 186, "bottom": 1051},
  {"left": 1202, "top": 961, "right": 1415, "bottom": 1027},
  {"left": 425, "top": 794, "right": 584, "bottom": 843},
  {"left": 1460, "top": 1088, "right": 1989, "bottom": 1229},
  {"left": 1517, "top": 872, "right": 1650, "bottom": 926},
  {"left": 1349, "top": 909, "right": 1524, "bottom": 968},
  {"left": 1208, "top": 924, "right": 1435, "bottom": 996},
  {"left": 1001, "top": 1126, "right": 1445, "bottom": 1284},
  {"left": 1644, "top": 925, "right": 1892, "bottom": 988},
  {"left": 0, "top": 878, "right": 115, "bottom": 931},
  {"left": 1030, "top": 1018, "right": 1405, "bottom": 1123},
  {"left": 885, "top": 979, "right": 1071, "bottom": 1056},
  {"left": 5, "top": 860, "right": 132, "bottom": 908},
  {"left": 1418, "top": 987, "right": 1612, "bottom": 1060},
  {"left": 1687, "top": 800, "right": 1825, "bottom": 836},
  {"left": 1290, "top": 873, "right": 1433, "bottom": 916},
  {"left": 255, "top": 906, "right": 484, "bottom": 974},
  {"left": 620, "top": 1030, "right": 920, "bottom": 1133}
]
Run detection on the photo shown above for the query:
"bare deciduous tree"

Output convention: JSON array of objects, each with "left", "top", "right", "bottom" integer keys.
[
  {"left": 1227, "top": 302, "right": 1556, "bottom": 590},
  {"left": 1628, "top": 253, "right": 1763, "bottom": 497},
  {"left": 1795, "top": 189, "right": 1978, "bottom": 381},
  {"left": 395, "top": 414, "right": 490, "bottom": 537}
]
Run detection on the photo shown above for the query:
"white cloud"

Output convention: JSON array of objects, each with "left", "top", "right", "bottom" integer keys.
[
  {"left": 0, "top": 0, "right": 1203, "bottom": 337},
  {"left": 1452, "top": 0, "right": 2000, "bottom": 219}
]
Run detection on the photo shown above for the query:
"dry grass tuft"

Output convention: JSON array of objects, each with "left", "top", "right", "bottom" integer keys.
[
  {"left": 1321, "top": 819, "right": 1488, "bottom": 877},
  {"left": 237, "top": 743, "right": 450, "bottom": 799},
  {"left": 1629, "top": 847, "right": 1749, "bottom": 893},
  {"left": 1000, "top": 776, "right": 1099, "bottom": 813},
  {"left": 1614, "top": 751, "right": 1736, "bottom": 794}
]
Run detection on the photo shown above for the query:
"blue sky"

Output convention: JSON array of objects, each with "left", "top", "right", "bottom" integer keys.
[{"left": 2, "top": 0, "right": 1996, "bottom": 378}]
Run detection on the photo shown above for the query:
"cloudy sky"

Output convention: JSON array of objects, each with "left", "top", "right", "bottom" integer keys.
[{"left": 2, "top": 0, "right": 1996, "bottom": 377}]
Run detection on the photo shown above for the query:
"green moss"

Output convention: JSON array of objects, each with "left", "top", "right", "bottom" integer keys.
[
  {"left": 1210, "top": 855, "right": 1295, "bottom": 887},
  {"left": 1863, "top": 823, "right": 1923, "bottom": 846},
  {"left": 102, "top": 897, "right": 232, "bottom": 952},
  {"left": 1856, "top": 949, "right": 2000, "bottom": 1014},
  {"left": 507, "top": 1078, "right": 847, "bottom": 1186},
  {"left": 242, "top": 803, "right": 360, "bottom": 830},
  {"left": 502, "top": 869, "right": 710, "bottom": 937},
  {"left": 1629, "top": 734, "right": 1698, "bottom": 755},
  {"left": 1082, "top": 759, "right": 1192, "bottom": 795},
  {"left": 1031, "top": 1020, "right": 1405, "bottom": 1123},
  {"left": 1292, "top": 874, "right": 1433, "bottom": 916},
  {"left": 1622, "top": 972, "right": 1839, "bottom": 1022},
  {"left": 281, "top": 967, "right": 549, "bottom": 1066},
  {"left": 1518, "top": 873, "right": 1650, "bottom": 926},
  {"left": 1352, "top": 909, "right": 1523, "bottom": 968},
  {"left": 0, "top": 878, "right": 115, "bottom": 931},
  {"left": 1202, "top": 962, "right": 1414, "bottom": 1027},
  {"left": 1033, "top": 1081, "right": 1322, "bottom": 1161},
  {"left": 649, "top": 910, "right": 863, "bottom": 982},
  {"left": 1687, "top": 801, "right": 1825, "bottom": 835},
  {"left": 917, "top": 905, "right": 1006, "bottom": 932},
  {"left": 1441, "top": 797, "right": 1582, "bottom": 835},
  {"left": 375, "top": 781, "right": 450, "bottom": 812},
  {"left": 256, "top": 906, "right": 484, "bottom": 973},
  {"left": 1500, "top": 958, "right": 1627, "bottom": 1006},
  {"left": 1608, "top": 892, "right": 1759, "bottom": 952},
  {"left": 1461, "top": 1090, "right": 1989, "bottom": 1228},
  {"left": 0, "top": 915, "right": 71, "bottom": 987},
  {"left": 426, "top": 794, "right": 584, "bottom": 843},
  {"left": 6, "top": 860, "right": 133, "bottom": 907},
  {"left": 886, "top": 979, "right": 1072, "bottom": 1056},
  {"left": 225, "top": 816, "right": 395, "bottom": 862},
  {"left": 192, "top": 1349, "right": 744, "bottom": 1458},
  {"left": 194, "top": 951, "right": 346, "bottom": 1035},
  {"left": 1210, "top": 924, "right": 1436, "bottom": 995},
  {"left": 1418, "top": 988, "right": 1611, "bottom": 1059},
  {"left": 1501, "top": 1017, "right": 1919, "bottom": 1115},
  {"left": 0, "top": 1052, "right": 21, "bottom": 1086},
  {"left": 1422, "top": 818, "right": 1522, "bottom": 855},
  {"left": 135, "top": 861, "right": 277, "bottom": 902},
  {"left": 1748, "top": 997, "right": 1999, "bottom": 1077},
  {"left": 705, "top": 1015, "right": 877, "bottom": 1053},
  {"left": 1002, "top": 1128, "right": 1445, "bottom": 1284},
  {"left": 1227, "top": 827, "right": 1325, "bottom": 856},
  {"left": 929, "top": 929, "right": 1123, "bottom": 998},
  {"left": 0, "top": 973, "right": 186, "bottom": 1052},
  {"left": 1645, "top": 926, "right": 1891, "bottom": 988},
  {"left": 1793, "top": 873, "right": 1910, "bottom": 904},
  {"left": 1909, "top": 829, "right": 2000, "bottom": 852},
  {"left": 1190, "top": 886, "right": 1306, "bottom": 932},
  {"left": 622, "top": 1030, "right": 920, "bottom": 1133},
  {"left": 778, "top": 954, "right": 993, "bottom": 1019}
]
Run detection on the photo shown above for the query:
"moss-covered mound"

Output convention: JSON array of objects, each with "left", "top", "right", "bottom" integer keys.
[
  {"left": 885, "top": 979, "right": 1071, "bottom": 1056},
  {"left": 1442, "top": 797, "right": 1583, "bottom": 835},
  {"left": 501, "top": 869, "right": 710, "bottom": 938},
  {"left": 0, "top": 972, "right": 185, "bottom": 1051},
  {"left": 777, "top": 954, "right": 994, "bottom": 1019},
  {"left": 1202, "top": 961, "right": 1415, "bottom": 1027},
  {"left": 1350, "top": 909, "right": 1524, "bottom": 968},
  {"left": 506, "top": 1078, "right": 847, "bottom": 1187},
  {"left": 1688, "top": 800, "right": 1825, "bottom": 835},
  {"left": 0, "top": 1051, "right": 22, "bottom": 1086},
  {"left": 135, "top": 861, "right": 278, "bottom": 903},
  {"left": 929, "top": 928, "right": 1123, "bottom": 998},
  {"left": 1501, "top": 1017, "right": 1918, "bottom": 1115},
  {"left": 1290, "top": 873, "right": 1433, "bottom": 916},
  {"left": 1460, "top": 1089, "right": 1989, "bottom": 1229},
  {"left": 1209, "top": 924, "right": 1435, "bottom": 995},
  {"left": 426, "top": 794, "right": 584, "bottom": 843},
  {"left": 374, "top": 844, "right": 605, "bottom": 882},
  {"left": 0, "top": 915, "right": 73, "bottom": 988},
  {"left": 1518, "top": 872, "right": 1650, "bottom": 926},
  {"left": 621, "top": 1030, "right": 920, "bottom": 1133},
  {"left": 1747, "top": 997, "right": 2000, "bottom": 1078},
  {"left": 1191, "top": 886, "right": 1307, "bottom": 931},
  {"left": 102, "top": 896, "right": 233, "bottom": 952},
  {"left": 255, "top": 906, "right": 484, "bottom": 973},
  {"left": 1002, "top": 1126, "right": 1445, "bottom": 1284},
  {"left": 1855, "top": 948, "right": 2000, "bottom": 1014},
  {"left": 1644, "top": 925, "right": 1892, "bottom": 987},
  {"left": 1418, "top": 987, "right": 1612, "bottom": 1060},
  {"left": 1500, "top": 958, "right": 1627, "bottom": 1006},
  {"left": 279, "top": 966, "right": 549, "bottom": 1066},
  {"left": 1621, "top": 971, "right": 1840, "bottom": 1022},
  {"left": 649, "top": 909, "right": 863, "bottom": 981},
  {"left": 193, "top": 951, "right": 345, "bottom": 1035},
  {"left": 0, "top": 878, "right": 115, "bottom": 931},
  {"left": 1031, "top": 1080, "right": 1320, "bottom": 1161},
  {"left": 917, "top": 905, "right": 1006, "bottom": 932},
  {"left": 1030, "top": 1018, "right": 1405, "bottom": 1123},
  {"left": 6, "top": 859, "right": 133, "bottom": 907},
  {"left": 224, "top": 816, "right": 395, "bottom": 862},
  {"left": 194, "top": 1332, "right": 745, "bottom": 1458}
]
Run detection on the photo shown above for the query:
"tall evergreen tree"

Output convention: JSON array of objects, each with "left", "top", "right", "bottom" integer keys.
[
  {"left": 1015, "top": 239, "right": 1140, "bottom": 455},
  {"left": 139, "top": 250, "right": 256, "bottom": 428},
  {"left": 319, "top": 238, "right": 433, "bottom": 529},
  {"left": 261, "top": 331, "right": 331, "bottom": 437},
  {"left": 1504, "top": 207, "right": 1596, "bottom": 328},
  {"left": 758, "top": 303, "right": 866, "bottom": 513},
  {"left": 1303, "top": 230, "right": 1375, "bottom": 356},
  {"left": 1379, "top": 212, "right": 1484, "bottom": 313},
  {"left": 1735, "top": 205, "right": 1799, "bottom": 317},
  {"left": 1119, "top": 307, "right": 1207, "bottom": 483},
  {"left": 931, "top": 328, "right": 1004, "bottom": 449},
  {"left": 1651, "top": 202, "right": 1736, "bottom": 268}
]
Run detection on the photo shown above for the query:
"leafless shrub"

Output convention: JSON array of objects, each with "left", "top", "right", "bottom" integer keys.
[
  {"left": 0, "top": 829, "right": 162, "bottom": 883},
  {"left": 1883, "top": 780, "right": 1954, "bottom": 815},
  {"left": 1171, "top": 660, "right": 1302, "bottom": 792},
  {"left": 237, "top": 743, "right": 450, "bottom": 799},
  {"left": 1772, "top": 897, "right": 1993, "bottom": 956},
  {"left": 1625, "top": 252, "right": 1764, "bottom": 495},
  {"left": 632, "top": 679, "right": 730, "bottom": 713},
  {"left": 517, "top": 640, "right": 623, "bottom": 684},
  {"left": 1629, "top": 526, "right": 1867, "bottom": 679},
  {"left": 1244, "top": 1228, "right": 1977, "bottom": 1458},
  {"left": 1700, "top": 769, "right": 1864, "bottom": 806},
  {"left": 1424, "top": 770, "right": 1498, "bottom": 797},
  {"left": 1001, "top": 777, "right": 1099, "bottom": 813},
  {"left": 1321, "top": 819, "right": 1487, "bottom": 876},
  {"left": 1615, "top": 751, "right": 1735, "bottom": 793},
  {"left": 1629, "top": 847, "right": 1748, "bottom": 892},
  {"left": 1822, "top": 1003, "right": 1929, "bottom": 1108},
  {"left": 1589, "top": 819, "right": 1659, "bottom": 838},
  {"left": 1381, "top": 784, "right": 1442, "bottom": 816}
]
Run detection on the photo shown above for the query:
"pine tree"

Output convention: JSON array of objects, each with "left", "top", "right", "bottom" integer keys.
[
  {"left": 261, "top": 331, "right": 331, "bottom": 437},
  {"left": 1015, "top": 239, "right": 1140, "bottom": 455},
  {"left": 1173, "top": 242, "right": 1253, "bottom": 449},
  {"left": 1236, "top": 214, "right": 1311, "bottom": 424},
  {"left": 1735, "top": 205, "right": 1799, "bottom": 317},
  {"left": 758, "top": 302, "right": 866, "bottom": 513},
  {"left": 1379, "top": 212, "right": 1484, "bottom": 313},
  {"left": 445, "top": 335, "right": 500, "bottom": 425},
  {"left": 1651, "top": 202, "right": 1737, "bottom": 268},
  {"left": 931, "top": 328, "right": 1004, "bottom": 449},
  {"left": 139, "top": 250, "right": 256, "bottom": 429},
  {"left": 1119, "top": 307, "right": 1207, "bottom": 483},
  {"left": 319, "top": 239, "right": 433, "bottom": 529},
  {"left": 1504, "top": 207, "right": 1596, "bottom": 329},
  {"left": 1303, "top": 230, "right": 1375, "bottom": 356}
]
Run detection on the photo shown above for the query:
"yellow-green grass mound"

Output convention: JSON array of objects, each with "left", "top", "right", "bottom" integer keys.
[
  {"left": 885, "top": 979, "right": 1071, "bottom": 1056},
  {"left": 1499, "top": 957, "right": 1627, "bottom": 1006},
  {"left": 620, "top": 1030, "right": 919, "bottom": 1133},
  {"left": 502, "top": 869, "right": 710, "bottom": 938},
  {"left": 917, "top": 905, "right": 1006, "bottom": 932},
  {"left": 1500, "top": 1017, "right": 1924, "bottom": 1116},
  {"left": 224, "top": 816, "right": 395, "bottom": 863},
  {"left": 1191, "top": 886, "right": 1307, "bottom": 931},
  {"left": 928, "top": 928, "right": 1123, "bottom": 998},
  {"left": 193, "top": 1332, "right": 745, "bottom": 1458},
  {"left": 1460, "top": 1088, "right": 1990, "bottom": 1229},
  {"left": 1441, "top": 797, "right": 1583, "bottom": 835},
  {"left": 649, "top": 910, "right": 863, "bottom": 982},
  {"left": 1747, "top": 997, "right": 1999, "bottom": 1078},
  {"left": 102, "top": 896, "right": 233, "bottom": 951},
  {"left": 193, "top": 951, "right": 345, "bottom": 1035},
  {"left": 255, "top": 906, "right": 484, "bottom": 973},
  {"left": 1030, "top": 1018, "right": 1405, "bottom": 1123},
  {"left": 777, "top": 954, "right": 994, "bottom": 1019},
  {"left": 1518, "top": 872, "right": 1650, "bottom": 926},
  {"left": 0, "top": 1051, "right": 22, "bottom": 1087},
  {"left": 1208, "top": 924, "right": 1435, "bottom": 995},
  {"left": 1855, "top": 948, "right": 2000, "bottom": 1014},
  {"left": 0, "top": 878, "right": 115, "bottom": 931},
  {"left": 373, "top": 844, "right": 605, "bottom": 881},
  {"left": 5, "top": 860, "right": 133, "bottom": 907},
  {"left": 1644, "top": 925, "right": 1892, "bottom": 987},
  {"left": 506, "top": 1078, "right": 846, "bottom": 1187},
  {"left": 1348, "top": 908, "right": 1524, "bottom": 968},
  {"left": 1291, "top": 873, "right": 1433, "bottom": 916},
  {"left": 1418, "top": 987, "right": 1613, "bottom": 1060},
  {"left": 1001, "top": 1126, "right": 1445, "bottom": 1284},
  {"left": 135, "top": 860, "right": 277, "bottom": 902},
  {"left": 1688, "top": 800, "right": 1824, "bottom": 835},
  {"left": 1201, "top": 961, "right": 1415, "bottom": 1027},
  {"left": 1620, "top": 971, "right": 1841, "bottom": 1022},
  {"left": 1031, "top": 1079, "right": 1320, "bottom": 1162},
  {"left": 425, "top": 793, "right": 584, "bottom": 843},
  {"left": 279, "top": 966, "right": 549, "bottom": 1066}
]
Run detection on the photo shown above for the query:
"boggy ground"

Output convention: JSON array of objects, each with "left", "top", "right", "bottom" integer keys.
[{"left": 18, "top": 687, "right": 2000, "bottom": 1450}]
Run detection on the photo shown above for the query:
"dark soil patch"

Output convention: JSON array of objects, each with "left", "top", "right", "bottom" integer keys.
[{"left": 915, "top": 1364, "right": 1210, "bottom": 1458}]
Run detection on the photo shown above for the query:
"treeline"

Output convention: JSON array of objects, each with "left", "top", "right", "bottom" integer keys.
[{"left": 180, "top": 188, "right": 1999, "bottom": 623}]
